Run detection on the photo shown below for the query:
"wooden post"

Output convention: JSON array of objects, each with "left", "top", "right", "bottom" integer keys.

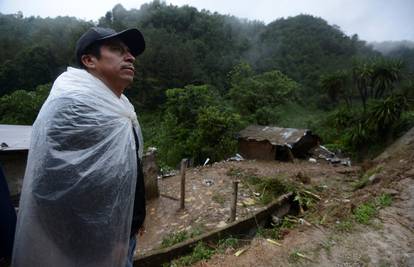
[
  {"left": 230, "top": 180, "right": 239, "bottom": 222},
  {"left": 180, "top": 159, "right": 187, "bottom": 210}
]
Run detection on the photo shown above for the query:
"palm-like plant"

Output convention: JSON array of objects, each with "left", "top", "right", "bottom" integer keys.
[
  {"left": 352, "top": 60, "right": 373, "bottom": 112},
  {"left": 368, "top": 94, "right": 408, "bottom": 132},
  {"left": 372, "top": 58, "right": 404, "bottom": 99},
  {"left": 320, "top": 70, "right": 350, "bottom": 106}
]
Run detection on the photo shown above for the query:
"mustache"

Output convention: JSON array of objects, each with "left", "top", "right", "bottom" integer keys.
[{"left": 116, "top": 59, "right": 135, "bottom": 70}]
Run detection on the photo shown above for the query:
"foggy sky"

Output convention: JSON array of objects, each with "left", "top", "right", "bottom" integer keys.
[{"left": 0, "top": 0, "right": 412, "bottom": 42}]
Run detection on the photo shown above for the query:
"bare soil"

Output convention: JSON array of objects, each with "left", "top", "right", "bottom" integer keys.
[
  {"left": 190, "top": 128, "right": 414, "bottom": 267},
  {"left": 137, "top": 158, "right": 359, "bottom": 255},
  {"left": 137, "top": 128, "right": 414, "bottom": 266}
]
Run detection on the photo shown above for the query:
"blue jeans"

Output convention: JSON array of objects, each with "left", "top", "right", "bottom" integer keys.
[{"left": 124, "top": 236, "right": 137, "bottom": 267}]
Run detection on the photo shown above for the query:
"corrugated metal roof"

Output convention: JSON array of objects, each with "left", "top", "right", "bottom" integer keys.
[
  {"left": 0, "top": 124, "right": 32, "bottom": 151},
  {"left": 238, "top": 125, "right": 309, "bottom": 146}
]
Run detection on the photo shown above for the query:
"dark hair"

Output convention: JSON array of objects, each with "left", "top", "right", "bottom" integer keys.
[{"left": 78, "top": 41, "right": 102, "bottom": 69}]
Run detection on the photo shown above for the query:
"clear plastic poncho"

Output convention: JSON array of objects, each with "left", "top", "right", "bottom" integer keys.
[{"left": 12, "top": 67, "right": 143, "bottom": 267}]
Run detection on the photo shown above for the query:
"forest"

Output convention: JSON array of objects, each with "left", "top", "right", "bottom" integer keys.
[{"left": 1, "top": 0, "right": 413, "bottom": 167}]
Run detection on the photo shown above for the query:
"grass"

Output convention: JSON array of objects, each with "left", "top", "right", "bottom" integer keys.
[
  {"left": 256, "top": 216, "right": 298, "bottom": 240},
  {"left": 216, "top": 237, "right": 239, "bottom": 253},
  {"left": 160, "top": 226, "right": 205, "bottom": 249},
  {"left": 257, "top": 226, "right": 280, "bottom": 240},
  {"left": 288, "top": 250, "right": 302, "bottom": 263},
  {"left": 352, "top": 166, "right": 383, "bottom": 190},
  {"left": 160, "top": 231, "right": 189, "bottom": 248},
  {"left": 166, "top": 242, "right": 215, "bottom": 267},
  {"left": 354, "top": 202, "right": 377, "bottom": 224},
  {"left": 335, "top": 219, "right": 354, "bottom": 232},
  {"left": 354, "top": 193, "right": 393, "bottom": 225},
  {"left": 377, "top": 193, "right": 392, "bottom": 207},
  {"left": 335, "top": 193, "right": 393, "bottom": 231},
  {"left": 166, "top": 237, "right": 241, "bottom": 267},
  {"left": 228, "top": 169, "right": 313, "bottom": 208},
  {"left": 243, "top": 175, "right": 289, "bottom": 205}
]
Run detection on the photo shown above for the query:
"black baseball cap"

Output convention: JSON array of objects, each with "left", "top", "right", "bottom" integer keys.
[{"left": 76, "top": 27, "right": 145, "bottom": 66}]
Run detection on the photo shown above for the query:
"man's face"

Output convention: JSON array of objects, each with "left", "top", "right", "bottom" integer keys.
[{"left": 91, "top": 38, "right": 136, "bottom": 93}]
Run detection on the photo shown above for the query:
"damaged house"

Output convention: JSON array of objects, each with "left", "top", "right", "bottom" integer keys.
[{"left": 238, "top": 125, "right": 321, "bottom": 161}]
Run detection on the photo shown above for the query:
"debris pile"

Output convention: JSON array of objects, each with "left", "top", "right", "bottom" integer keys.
[{"left": 311, "top": 145, "right": 351, "bottom": 166}]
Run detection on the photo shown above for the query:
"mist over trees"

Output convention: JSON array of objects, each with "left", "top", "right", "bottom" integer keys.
[{"left": 1, "top": 0, "right": 413, "bottom": 164}]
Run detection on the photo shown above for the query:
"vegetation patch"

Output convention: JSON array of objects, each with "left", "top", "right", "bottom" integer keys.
[
  {"left": 160, "top": 227, "right": 205, "bottom": 249},
  {"left": 165, "top": 242, "right": 215, "bottom": 267},
  {"left": 335, "top": 219, "right": 355, "bottom": 232},
  {"left": 160, "top": 231, "right": 190, "bottom": 248},
  {"left": 352, "top": 166, "right": 383, "bottom": 190},
  {"left": 377, "top": 193, "right": 393, "bottom": 208},
  {"left": 243, "top": 175, "right": 290, "bottom": 205},
  {"left": 165, "top": 237, "right": 242, "bottom": 267},
  {"left": 257, "top": 215, "right": 298, "bottom": 240},
  {"left": 353, "top": 193, "right": 394, "bottom": 225},
  {"left": 216, "top": 237, "right": 240, "bottom": 253}
]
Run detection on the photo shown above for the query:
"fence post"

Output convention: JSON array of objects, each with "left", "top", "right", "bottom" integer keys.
[
  {"left": 230, "top": 180, "right": 239, "bottom": 222},
  {"left": 180, "top": 159, "right": 187, "bottom": 210}
]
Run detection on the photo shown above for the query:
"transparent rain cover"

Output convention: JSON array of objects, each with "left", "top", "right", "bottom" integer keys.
[{"left": 12, "top": 67, "right": 143, "bottom": 267}]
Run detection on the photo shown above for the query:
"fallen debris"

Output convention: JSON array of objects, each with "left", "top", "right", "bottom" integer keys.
[
  {"left": 227, "top": 153, "right": 244, "bottom": 162},
  {"left": 293, "top": 251, "right": 314, "bottom": 262},
  {"left": 234, "top": 248, "right": 248, "bottom": 256},
  {"left": 313, "top": 145, "right": 351, "bottom": 166},
  {"left": 203, "top": 179, "right": 214, "bottom": 186},
  {"left": 266, "top": 238, "right": 282, "bottom": 246},
  {"left": 160, "top": 193, "right": 179, "bottom": 201},
  {"left": 302, "top": 190, "right": 321, "bottom": 200}
]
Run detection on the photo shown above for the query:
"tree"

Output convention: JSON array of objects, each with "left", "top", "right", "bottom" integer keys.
[
  {"left": 0, "top": 83, "right": 51, "bottom": 124},
  {"left": 371, "top": 58, "right": 404, "bottom": 98},
  {"left": 157, "top": 84, "right": 241, "bottom": 166},
  {"left": 320, "top": 70, "right": 351, "bottom": 107},
  {"left": 228, "top": 64, "right": 299, "bottom": 123},
  {"left": 367, "top": 94, "right": 408, "bottom": 138},
  {"left": 352, "top": 60, "right": 373, "bottom": 112}
]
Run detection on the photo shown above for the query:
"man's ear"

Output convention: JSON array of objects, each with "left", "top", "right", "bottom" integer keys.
[{"left": 81, "top": 54, "right": 97, "bottom": 69}]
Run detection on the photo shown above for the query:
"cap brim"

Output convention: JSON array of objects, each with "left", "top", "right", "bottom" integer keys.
[{"left": 99, "top": 28, "right": 145, "bottom": 56}]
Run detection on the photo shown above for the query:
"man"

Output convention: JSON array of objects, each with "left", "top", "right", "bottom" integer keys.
[{"left": 12, "top": 27, "right": 146, "bottom": 267}]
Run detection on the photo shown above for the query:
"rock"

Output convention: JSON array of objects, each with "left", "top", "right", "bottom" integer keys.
[
  {"left": 216, "top": 221, "right": 227, "bottom": 228},
  {"left": 368, "top": 174, "right": 380, "bottom": 184},
  {"left": 271, "top": 215, "right": 281, "bottom": 226},
  {"left": 382, "top": 188, "right": 399, "bottom": 196}
]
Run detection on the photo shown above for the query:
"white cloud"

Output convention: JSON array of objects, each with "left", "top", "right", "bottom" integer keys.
[{"left": 0, "top": 0, "right": 413, "bottom": 42}]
